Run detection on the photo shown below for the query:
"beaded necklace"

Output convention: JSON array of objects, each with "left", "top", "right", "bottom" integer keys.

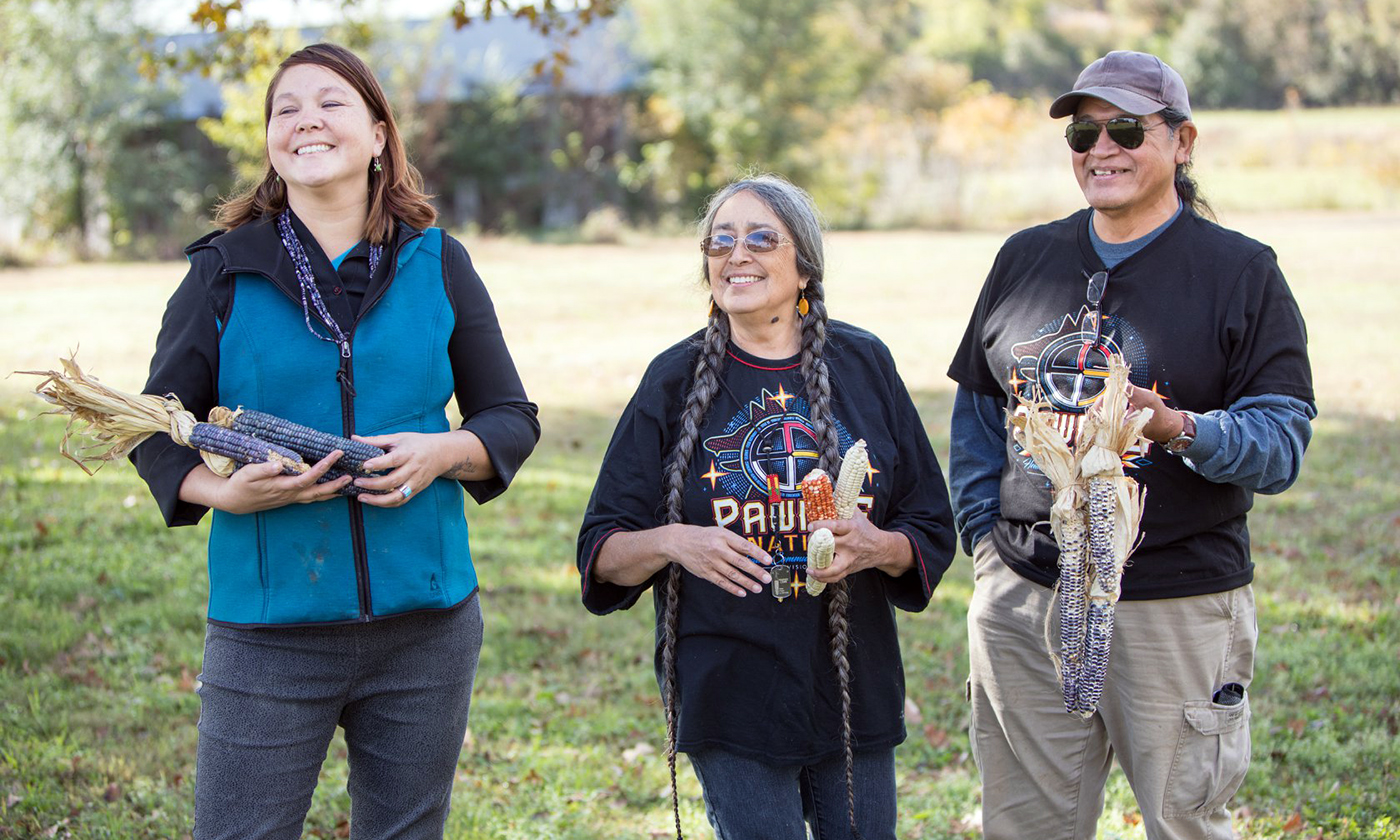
[{"left": 276, "top": 209, "right": 383, "bottom": 358}]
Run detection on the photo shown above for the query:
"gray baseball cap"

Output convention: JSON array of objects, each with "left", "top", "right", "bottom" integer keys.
[{"left": 1049, "top": 50, "right": 1191, "bottom": 119}]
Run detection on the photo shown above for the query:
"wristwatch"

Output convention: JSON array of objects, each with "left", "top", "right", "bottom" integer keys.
[{"left": 1164, "top": 411, "right": 1197, "bottom": 454}]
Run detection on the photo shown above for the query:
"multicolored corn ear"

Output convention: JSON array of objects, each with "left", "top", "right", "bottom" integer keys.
[
  {"left": 188, "top": 423, "right": 307, "bottom": 475},
  {"left": 801, "top": 470, "right": 838, "bottom": 522},
  {"left": 806, "top": 527, "right": 835, "bottom": 596},
  {"left": 1057, "top": 516, "right": 1089, "bottom": 714},
  {"left": 318, "top": 468, "right": 391, "bottom": 497},
  {"left": 231, "top": 409, "right": 385, "bottom": 475},
  {"left": 832, "top": 439, "right": 868, "bottom": 520},
  {"left": 1078, "top": 600, "right": 1115, "bottom": 714}
]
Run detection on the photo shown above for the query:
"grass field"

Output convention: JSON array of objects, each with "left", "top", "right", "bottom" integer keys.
[{"left": 2, "top": 211, "right": 1398, "bottom": 838}]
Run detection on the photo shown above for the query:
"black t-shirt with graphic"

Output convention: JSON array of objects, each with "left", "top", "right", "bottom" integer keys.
[
  {"left": 578, "top": 321, "right": 956, "bottom": 764},
  {"left": 948, "top": 209, "right": 1313, "bottom": 599}
]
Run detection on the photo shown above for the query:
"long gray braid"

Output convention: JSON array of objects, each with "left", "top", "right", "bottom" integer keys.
[
  {"left": 799, "top": 276, "right": 860, "bottom": 838},
  {"left": 659, "top": 307, "right": 729, "bottom": 839}
]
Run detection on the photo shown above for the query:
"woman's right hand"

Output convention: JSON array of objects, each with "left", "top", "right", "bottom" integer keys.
[
  {"left": 593, "top": 524, "right": 774, "bottom": 597},
  {"left": 209, "top": 450, "right": 352, "bottom": 514},
  {"left": 662, "top": 524, "right": 774, "bottom": 597}
]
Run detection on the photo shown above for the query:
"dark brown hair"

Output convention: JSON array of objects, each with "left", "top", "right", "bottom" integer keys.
[
  {"left": 1161, "top": 107, "right": 1216, "bottom": 221},
  {"left": 214, "top": 43, "right": 435, "bottom": 242},
  {"left": 659, "top": 175, "right": 859, "bottom": 838}
]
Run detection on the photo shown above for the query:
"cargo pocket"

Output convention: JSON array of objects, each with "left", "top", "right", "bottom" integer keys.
[{"left": 1162, "top": 692, "right": 1252, "bottom": 818}]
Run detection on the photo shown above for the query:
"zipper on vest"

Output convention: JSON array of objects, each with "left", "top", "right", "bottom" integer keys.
[
  {"left": 234, "top": 228, "right": 426, "bottom": 622},
  {"left": 339, "top": 229, "right": 419, "bottom": 621},
  {"left": 340, "top": 343, "right": 373, "bottom": 620}
]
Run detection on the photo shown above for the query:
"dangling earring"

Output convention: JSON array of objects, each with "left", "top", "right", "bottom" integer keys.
[
  {"left": 708, "top": 297, "right": 718, "bottom": 318},
  {"left": 372, "top": 157, "right": 383, "bottom": 173},
  {"left": 797, "top": 293, "right": 810, "bottom": 317},
  {"left": 272, "top": 172, "right": 281, "bottom": 183}
]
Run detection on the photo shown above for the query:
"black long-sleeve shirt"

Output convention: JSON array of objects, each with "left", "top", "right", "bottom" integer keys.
[{"left": 577, "top": 322, "right": 956, "bottom": 763}]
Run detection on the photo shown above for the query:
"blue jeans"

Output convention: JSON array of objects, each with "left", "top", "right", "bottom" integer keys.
[
  {"left": 193, "top": 595, "right": 484, "bottom": 840},
  {"left": 686, "top": 747, "right": 897, "bottom": 840}
]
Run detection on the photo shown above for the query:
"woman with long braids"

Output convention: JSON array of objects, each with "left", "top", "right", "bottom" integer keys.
[
  {"left": 577, "top": 174, "right": 956, "bottom": 838},
  {"left": 130, "top": 44, "right": 538, "bottom": 838}
]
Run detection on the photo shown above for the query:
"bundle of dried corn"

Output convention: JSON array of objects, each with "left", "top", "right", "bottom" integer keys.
[
  {"left": 1010, "top": 354, "right": 1151, "bottom": 717},
  {"left": 16, "top": 356, "right": 386, "bottom": 495},
  {"left": 801, "top": 440, "right": 869, "bottom": 596},
  {"left": 1072, "top": 355, "right": 1151, "bottom": 715},
  {"left": 1008, "top": 396, "right": 1088, "bottom": 712}
]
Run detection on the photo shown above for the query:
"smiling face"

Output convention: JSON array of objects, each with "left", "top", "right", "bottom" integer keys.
[
  {"left": 1073, "top": 97, "right": 1193, "bottom": 231},
  {"left": 705, "top": 190, "right": 807, "bottom": 326},
  {"left": 266, "top": 64, "right": 385, "bottom": 197}
]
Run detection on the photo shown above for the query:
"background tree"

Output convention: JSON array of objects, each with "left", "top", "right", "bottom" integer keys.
[{"left": 2, "top": 0, "right": 150, "bottom": 258}]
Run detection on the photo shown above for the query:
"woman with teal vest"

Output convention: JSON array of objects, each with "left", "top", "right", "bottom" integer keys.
[{"left": 130, "top": 44, "right": 539, "bottom": 839}]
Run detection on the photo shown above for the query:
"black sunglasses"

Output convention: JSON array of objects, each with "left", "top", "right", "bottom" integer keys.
[
  {"left": 701, "top": 230, "right": 791, "bottom": 258},
  {"left": 1084, "top": 270, "right": 1109, "bottom": 349},
  {"left": 1065, "top": 117, "right": 1160, "bottom": 154}
]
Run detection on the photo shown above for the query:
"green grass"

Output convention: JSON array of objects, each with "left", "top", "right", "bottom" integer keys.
[{"left": 2, "top": 212, "right": 1398, "bottom": 837}]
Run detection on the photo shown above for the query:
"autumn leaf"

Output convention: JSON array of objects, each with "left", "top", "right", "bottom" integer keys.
[
  {"left": 923, "top": 724, "right": 949, "bottom": 749},
  {"left": 904, "top": 696, "right": 923, "bottom": 725},
  {"left": 622, "top": 742, "right": 655, "bottom": 763},
  {"left": 1282, "top": 811, "right": 1305, "bottom": 833}
]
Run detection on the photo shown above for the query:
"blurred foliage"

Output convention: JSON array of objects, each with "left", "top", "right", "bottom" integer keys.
[
  {"left": 3, "top": 0, "right": 1399, "bottom": 261},
  {"left": 0, "top": 0, "right": 225, "bottom": 261},
  {"left": 1170, "top": 0, "right": 1400, "bottom": 108},
  {"left": 146, "top": 0, "right": 619, "bottom": 82}
]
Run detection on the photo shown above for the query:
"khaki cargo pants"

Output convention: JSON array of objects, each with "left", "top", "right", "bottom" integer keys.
[{"left": 967, "top": 539, "right": 1256, "bottom": 840}]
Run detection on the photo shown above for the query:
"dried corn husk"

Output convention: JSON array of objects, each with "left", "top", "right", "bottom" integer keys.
[{"left": 19, "top": 356, "right": 246, "bottom": 477}]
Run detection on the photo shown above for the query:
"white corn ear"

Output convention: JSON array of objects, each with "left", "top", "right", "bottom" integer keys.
[
  {"left": 806, "top": 527, "right": 835, "bottom": 595},
  {"left": 833, "top": 439, "right": 868, "bottom": 520}
]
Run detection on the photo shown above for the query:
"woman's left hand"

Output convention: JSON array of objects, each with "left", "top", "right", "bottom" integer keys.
[
  {"left": 806, "top": 510, "right": 912, "bottom": 583},
  {"left": 348, "top": 432, "right": 450, "bottom": 508}
]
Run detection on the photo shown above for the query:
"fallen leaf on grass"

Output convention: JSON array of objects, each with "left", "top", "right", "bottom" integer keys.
[
  {"left": 923, "top": 725, "right": 948, "bottom": 749},
  {"left": 1287, "top": 719, "right": 1306, "bottom": 737},
  {"left": 1282, "top": 811, "right": 1304, "bottom": 833},
  {"left": 622, "top": 742, "right": 655, "bottom": 763}
]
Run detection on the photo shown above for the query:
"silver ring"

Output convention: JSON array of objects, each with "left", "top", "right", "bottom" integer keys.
[{"left": 399, "top": 484, "right": 413, "bottom": 499}]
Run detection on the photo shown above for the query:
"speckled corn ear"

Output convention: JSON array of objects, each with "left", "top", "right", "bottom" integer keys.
[
  {"left": 801, "top": 470, "right": 838, "bottom": 522},
  {"left": 188, "top": 423, "right": 307, "bottom": 475},
  {"left": 231, "top": 409, "right": 386, "bottom": 476}
]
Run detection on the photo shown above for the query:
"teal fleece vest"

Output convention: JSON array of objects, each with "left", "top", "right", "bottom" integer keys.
[{"left": 208, "top": 228, "right": 476, "bottom": 625}]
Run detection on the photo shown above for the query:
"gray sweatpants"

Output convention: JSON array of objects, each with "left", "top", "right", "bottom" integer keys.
[
  {"left": 193, "top": 594, "right": 484, "bottom": 840},
  {"left": 967, "top": 540, "right": 1255, "bottom": 840}
]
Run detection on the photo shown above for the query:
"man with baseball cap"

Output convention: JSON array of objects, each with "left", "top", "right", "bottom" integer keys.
[{"left": 946, "top": 50, "right": 1316, "bottom": 839}]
